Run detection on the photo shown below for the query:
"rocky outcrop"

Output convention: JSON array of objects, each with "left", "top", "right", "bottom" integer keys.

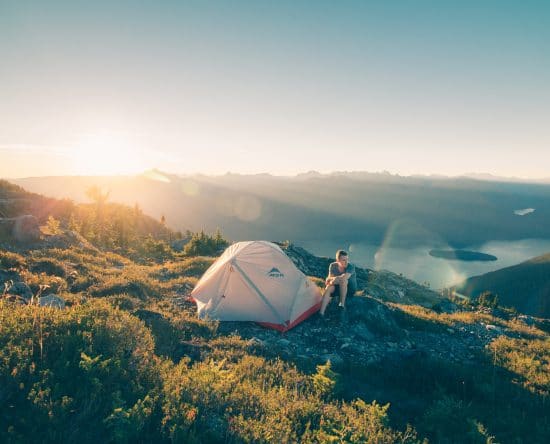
[
  {"left": 0, "top": 215, "right": 41, "bottom": 243},
  {"left": 176, "top": 291, "right": 519, "bottom": 375},
  {"left": 175, "top": 243, "right": 522, "bottom": 374},
  {"left": 280, "top": 242, "right": 441, "bottom": 307},
  {"left": 5, "top": 281, "right": 33, "bottom": 301}
]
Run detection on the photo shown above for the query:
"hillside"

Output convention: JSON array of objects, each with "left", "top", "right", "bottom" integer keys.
[
  {"left": 454, "top": 252, "right": 550, "bottom": 318},
  {"left": 1, "top": 179, "right": 174, "bottom": 254},
  {"left": 1, "top": 183, "right": 550, "bottom": 442},
  {"left": 13, "top": 171, "right": 550, "bottom": 247}
]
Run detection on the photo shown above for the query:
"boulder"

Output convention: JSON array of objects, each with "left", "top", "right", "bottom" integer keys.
[
  {"left": 38, "top": 294, "right": 66, "bottom": 309},
  {"left": 0, "top": 215, "right": 41, "bottom": 243},
  {"left": 349, "top": 296, "right": 402, "bottom": 337},
  {"left": 7, "top": 281, "right": 33, "bottom": 301}
]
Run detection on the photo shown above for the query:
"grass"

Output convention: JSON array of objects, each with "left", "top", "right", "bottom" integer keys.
[
  {"left": 2, "top": 240, "right": 550, "bottom": 443},
  {"left": 393, "top": 303, "right": 548, "bottom": 339}
]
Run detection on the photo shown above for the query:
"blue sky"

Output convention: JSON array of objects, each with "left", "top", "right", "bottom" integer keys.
[{"left": 1, "top": 0, "right": 549, "bottom": 178}]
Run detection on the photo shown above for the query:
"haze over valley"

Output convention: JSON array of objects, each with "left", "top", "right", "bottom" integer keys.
[{"left": 13, "top": 171, "right": 550, "bottom": 287}]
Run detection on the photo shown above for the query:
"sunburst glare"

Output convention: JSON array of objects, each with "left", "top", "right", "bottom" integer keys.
[{"left": 70, "top": 132, "right": 148, "bottom": 175}]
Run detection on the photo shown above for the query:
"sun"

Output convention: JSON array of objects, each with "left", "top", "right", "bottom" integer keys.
[{"left": 70, "top": 131, "right": 148, "bottom": 175}]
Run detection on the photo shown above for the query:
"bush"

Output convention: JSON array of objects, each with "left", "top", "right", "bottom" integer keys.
[
  {"left": 0, "top": 251, "right": 26, "bottom": 269},
  {"left": 29, "top": 258, "right": 67, "bottom": 278},
  {"left": 183, "top": 230, "right": 228, "bottom": 257},
  {"left": 477, "top": 291, "right": 499, "bottom": 308},
  {"left": 161, "top": 352, "right": 412, "bottom": 443},
  {"left": 88, "top": 275, "right": 161, "bottom": 300},
  {"left": 0, "top": 300, "right": 162, "bottom": 443},
  {"left": 137, "top": 235, "right": 173, "bottom": 263}
]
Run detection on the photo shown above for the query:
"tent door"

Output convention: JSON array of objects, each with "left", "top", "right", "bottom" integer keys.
[{"left": 232, "top": 261, "right": 287, "bottom": 327}]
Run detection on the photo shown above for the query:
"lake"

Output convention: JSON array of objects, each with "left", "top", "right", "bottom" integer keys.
[{"left": 296, "top": 238, "right": 550, "bottom": 290}]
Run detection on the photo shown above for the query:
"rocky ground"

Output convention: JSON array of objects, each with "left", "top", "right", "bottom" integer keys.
[
  {"left": 172, "top": 242, "right": 540, "bottom": 381},
  {"left": 181, "top": 295, "right": 521, "bottom": 372},
  {"left": 279, "top": 242, "right": 442, "bottom": 307}
]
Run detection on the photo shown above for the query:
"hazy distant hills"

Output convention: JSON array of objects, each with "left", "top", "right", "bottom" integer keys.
[
  {"left": 454, "top": 253, "right": 550, "bottom": 318},
  {"left": 12, "top": 171, "right": 550, "bottom": 246}
]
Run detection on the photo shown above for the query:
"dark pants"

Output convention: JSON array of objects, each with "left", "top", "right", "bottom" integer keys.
[{"left": 331, "top": 282, "right": 357, "bottom": 298}]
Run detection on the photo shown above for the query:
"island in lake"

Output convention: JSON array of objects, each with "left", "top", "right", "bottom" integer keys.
[{"left": 429, "top": 249, "right": 498, "bottom": 262}]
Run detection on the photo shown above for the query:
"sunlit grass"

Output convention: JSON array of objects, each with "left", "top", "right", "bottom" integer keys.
[{"left": 393, "top": 303, "right": 548, "bottom": 338}]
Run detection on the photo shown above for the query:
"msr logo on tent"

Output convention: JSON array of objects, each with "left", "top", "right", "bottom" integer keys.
[{"left": 267, "top": 267, "right": 284, "bottom": 278}]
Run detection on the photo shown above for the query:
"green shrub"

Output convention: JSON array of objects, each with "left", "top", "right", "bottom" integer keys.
[
  {"left": 29, "top": 258, "right": 67, "bottom": 277},
  {"left": 88, "top": 276, "right": 161, "bottom": 300},
  {"left": 19, "top": 270, "right": 67, "bottom": 296},
  {"left": 178, "top": 257, "right": 215, "bottom": 277},
  {"left": 488, "top": 336, "right": 550, "bottom": 396},
  {"left": 477, "top": 291, "right": 499, "bottom": 308},
  {"left": 183, "top": 230, "right": 228, "bottom": 257},
  {"left": 137, "top": 235, "right": 174, "bottom": 262},
  {"left": 160, "top": 353, "right": 412, "bottom": 444},
  {"left": 0, "top": 251, "right": 26, "bottom": 269},
  {"left": 312, "top": 361, "right": 342, "bottom": 399},
  {"left": 0, "top": 300, "right": 162, "bottom": 443}
]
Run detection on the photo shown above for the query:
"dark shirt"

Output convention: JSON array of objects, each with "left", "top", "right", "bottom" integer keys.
[{"left": 328, "top": 261, "right": 357, "bottom": 294}]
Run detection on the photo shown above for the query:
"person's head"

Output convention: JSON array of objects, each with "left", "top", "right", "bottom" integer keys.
[{"left": 336, "top": 250, "right": 348, "bottom": 265}]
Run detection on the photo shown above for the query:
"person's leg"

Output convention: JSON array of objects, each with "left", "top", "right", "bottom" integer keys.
[
  {"left": 339, "top": 280, "right": 348, "bottom": 307},
  {"left": 320, "top": 285, "right": 335, "bottom": 315}
]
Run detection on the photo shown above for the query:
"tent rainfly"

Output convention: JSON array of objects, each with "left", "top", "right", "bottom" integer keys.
[{"left": 191, "top": 241, "right": 322, "bottom": 331}]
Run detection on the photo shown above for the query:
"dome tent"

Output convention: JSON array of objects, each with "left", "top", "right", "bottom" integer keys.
[{"left": 191, "top": 241, "right": 322, "bottom": 331}]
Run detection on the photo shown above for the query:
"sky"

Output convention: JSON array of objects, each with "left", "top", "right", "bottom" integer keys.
[{"left": 1, "top": 0, "right": 549, "bottom": 178}]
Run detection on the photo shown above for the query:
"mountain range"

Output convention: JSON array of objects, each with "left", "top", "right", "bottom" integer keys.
[{"left": 12, "top": 170, "right": 550, "bottom": 248}]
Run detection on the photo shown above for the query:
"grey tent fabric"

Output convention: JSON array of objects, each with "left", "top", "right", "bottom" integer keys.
[{"left": 191, "top": 241, "right": 322, "bottom": 331}]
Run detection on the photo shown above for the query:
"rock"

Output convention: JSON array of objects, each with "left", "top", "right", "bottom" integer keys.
[
  {"left": 350, "top": 297, "right": 402, "bottom": 337},
  {"left": 38, "top": 294, "right": 66, "bottom": 309},
  {"left": 247, "top": 337, "right": 264, "bottom": 347},
  {"left": 485, "top": 324, "right": 502, "bottom": 333},
  {"left": 0, "top": 215, "right": 41, "bottom": 243},
  {"left": 7, "top": 281, "right": 33, "bottom": 301}
]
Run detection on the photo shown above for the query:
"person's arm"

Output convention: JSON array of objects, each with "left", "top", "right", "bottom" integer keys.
[
  {"left": 326, "top": 263, "right": 338, "bottom": 285},
  {"left": 340, "top": 264, "right": 354, "bottom": 281},
  {"left": 328, "top": 262, "right": 339, "bottom": 278}
]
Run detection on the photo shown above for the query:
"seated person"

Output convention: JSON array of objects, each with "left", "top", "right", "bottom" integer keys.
[{"left": 319, "top": 249, "right": 357, "bottom": 316}]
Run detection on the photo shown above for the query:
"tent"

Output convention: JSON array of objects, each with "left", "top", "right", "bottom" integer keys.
[{"left": 191, "top": 241, "right": 322, "bottom": 331}]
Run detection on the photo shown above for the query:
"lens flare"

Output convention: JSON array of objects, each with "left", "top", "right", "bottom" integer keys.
[{"left": 376, "top": 219, "right": 463, "bottom": 289}]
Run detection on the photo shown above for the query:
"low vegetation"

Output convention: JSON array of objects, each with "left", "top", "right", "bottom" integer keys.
[{"left": 1, "top": 181, "right": 549, "bottom": 443}]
